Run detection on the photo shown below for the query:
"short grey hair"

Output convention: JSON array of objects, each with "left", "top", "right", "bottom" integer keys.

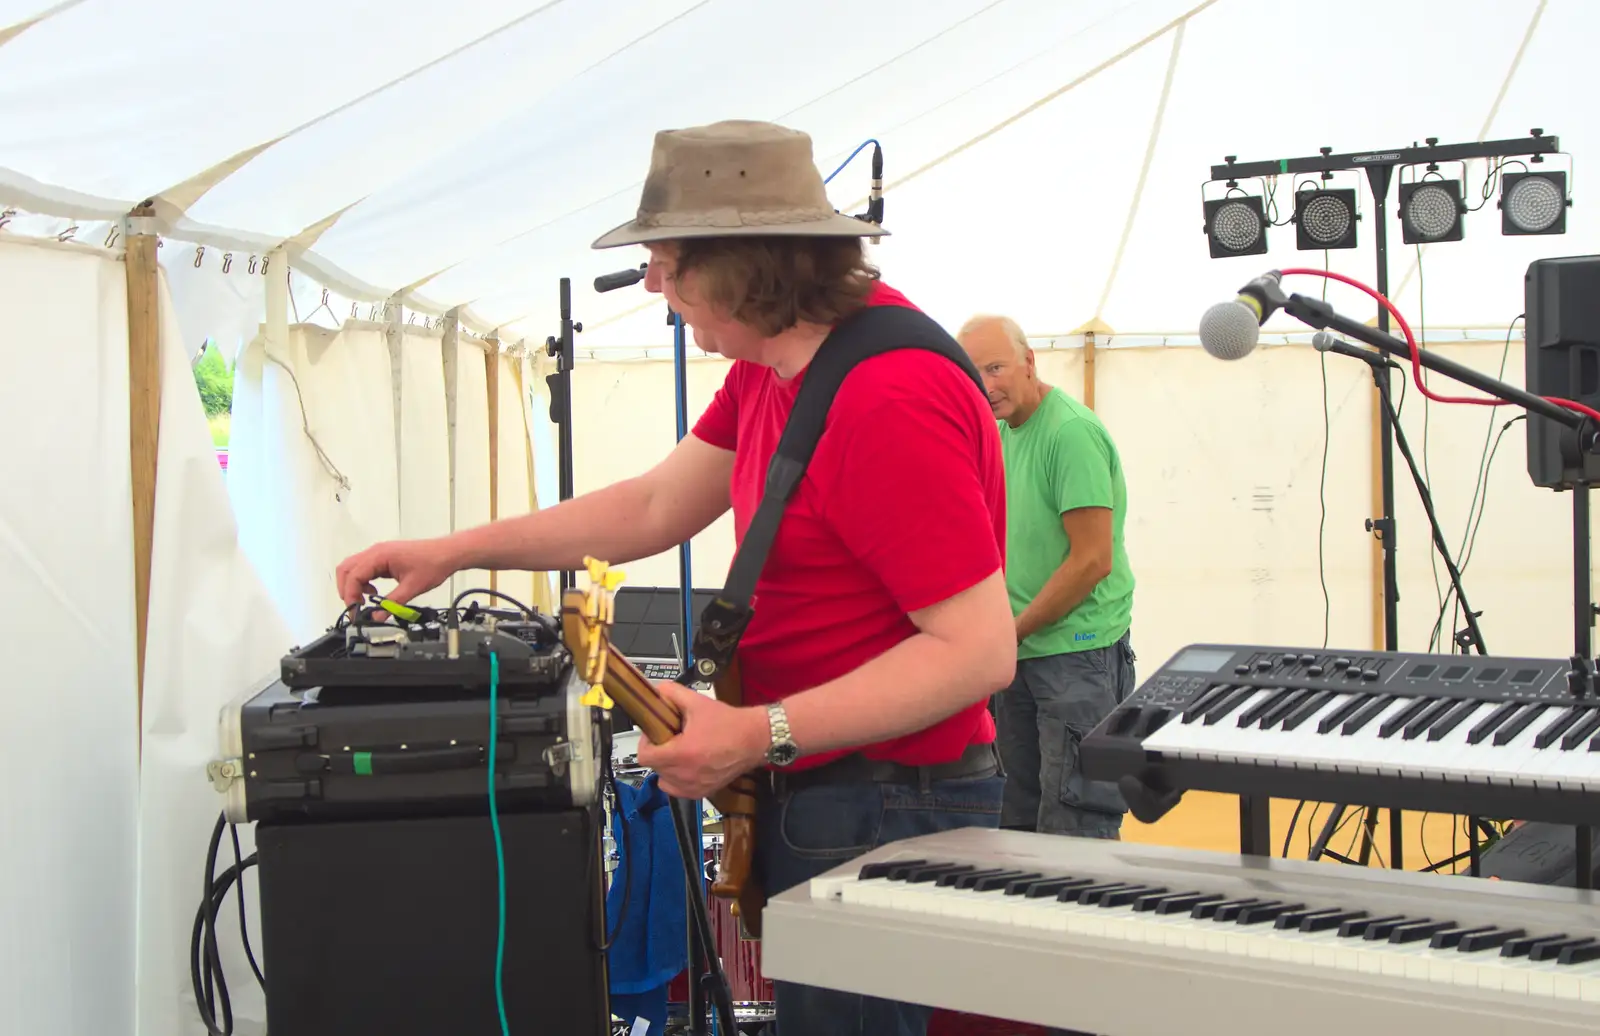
[{"left": 957, "top": 313, "right": 1030, "bottom": 359}]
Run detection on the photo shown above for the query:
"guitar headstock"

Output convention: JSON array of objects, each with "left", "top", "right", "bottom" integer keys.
[{"left": 559, "top": 556, "right": 627, "bottom": 709}]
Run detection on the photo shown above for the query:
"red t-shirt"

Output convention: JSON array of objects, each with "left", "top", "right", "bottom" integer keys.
[{"left": 691, "top": 281, "right": 1005, "bottom": 771}]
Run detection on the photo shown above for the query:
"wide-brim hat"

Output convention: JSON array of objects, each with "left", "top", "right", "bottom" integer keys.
[{"left": 592, "top": 120, "right": 888, "bottom": 249}]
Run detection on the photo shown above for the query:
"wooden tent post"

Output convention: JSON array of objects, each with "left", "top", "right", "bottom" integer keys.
[
  {"left": 485, "top": 334, "right": 500, "bottom": 592},
  {"left": 125, "top": 202, "right": 161, "bottom": 739},
  {"left": 1082, "top": 330, "right": 1098, "bottom": 410}
]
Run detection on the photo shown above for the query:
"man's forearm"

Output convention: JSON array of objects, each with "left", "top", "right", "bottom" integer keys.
[
  {"left": 1016, "top": 554, "right": 1108, "bottom": 641},
  {"left": 778, "top": 631, "right": 1014, "bottom": 756},
  {"left": 442, "top": 478, "right": 671, "bottom": 574}
]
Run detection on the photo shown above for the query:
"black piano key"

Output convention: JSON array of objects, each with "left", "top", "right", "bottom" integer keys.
[
  {"left": 1401, "top": 697, "right": 1456, "bottom": 740},
  {"left": 1273, "top": 906, "right": 1324, "bottom": 930},
  {"left": 1360, "top": 916, "right": 1412, "bottom": 941},
  {"left": 1154, "top": 892, "right": 1224, "bottom": 916},
  {"left": 1281, "top": 690, "right": 1337, "bottom": 732},
  {"left": 1430, "top": 924, "right": 1496, "bottom": 949},
  {"left": 905, "top": 863, "right": 973, "bottom": 883},
  {"left": 1060, "top": 881, "right": 1124, "bottom": 904},
  {"left": 1458, "top": 927, "right": 1525, "bottom": 953},
  {"left": 1079, "top": 882, "right": 1142, "bottom": 906},
  {"left": 1534, "top": 705, "right": 1589, "bottom": 749},
  {"left": 1202, "top": 687, "right": 1259, "bottom": 725},
  {"left": 1389, "top": 919, "right": 1454, "bottom": 944},
  {"left": 1466, "top": 701, "right": 1520, "bottom": 744},
  {"left": 1531, "top": 936, "right": 1595, "bottom": 963},
  {"left": 1134, "top": 889, "right": 1199, "bottom": 913},
  {"left": 861, "top": 859, "right": 925, "bottom": 880},
  {"left": 1378, "top": 697, "right": 1431, "bottom": 738},
  {"left": 1502, "top": 932, "right": 1567, "bottom": 958},
  {"left": 1210, "top": 898, "right": 1269, "bottom": 922},
  {"left": 1258, "top": 688, "right": 1316, "bottom": 729},
  {"left": 1342, "top": 695, "right": 1396, "bottom": 735},
  {"left": 1493, "top": 703, "right": 1549, "bottom": 746},
  {"left": 1100, "top": 885, "right": 1167, "bottom": 908},
  {"left": 1237, "top": 901, "right": 1305, "bottom": 926},
  {"left": 1426, "top": 699, "right": 1481, "bottom": 741},
  {"left": 1237, "top": 688, "right": 1291, "bottom": 728},
  {"left": 1181, "top": 684, "right": 1233, "bottom": 723},
  {"left": 1561, "top": 708, "right": 1600, "bottom": 750},
  {"left": 1016, "top": 877, "right": 1093, "bottom": 899},
  {"left": 1557, "top": 939, "right": 1600, "bottom": 965},
  {"left": 968, "top": 870, "right": 1033, "bottom": 892},
  {"left": 1339, "top": 913, "right": 1404, "bottom": 938},
  {"left": 943, "top": 867, "right": 1008, "bottom": 888},
  {"left": 1304, "top": 909, "right": 1366, "bottom": 933},
  {"left": 1318, "top": 694, "right": 1370, "bottom": 734}
]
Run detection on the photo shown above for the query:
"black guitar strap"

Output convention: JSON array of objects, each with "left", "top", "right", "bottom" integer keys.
[{"left": 686, "top": 302, "right": 987, "bottom": 686}]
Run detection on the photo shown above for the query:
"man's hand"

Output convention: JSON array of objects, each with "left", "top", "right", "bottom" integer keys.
[
  {"left": 635, "top": 682, "right": 769, "bottom": 800},
  {"left": 336, "top": 537, "right": 455, "bottom": 608}
]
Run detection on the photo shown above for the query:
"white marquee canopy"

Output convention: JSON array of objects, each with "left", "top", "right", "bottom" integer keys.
[{"left": 5, "top": 0, "right": 1595, "bottom": 355}]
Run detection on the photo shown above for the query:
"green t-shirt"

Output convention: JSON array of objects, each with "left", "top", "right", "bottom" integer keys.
[{"left": 1000, "top": 387, "right": 1135, "bottom": 659}]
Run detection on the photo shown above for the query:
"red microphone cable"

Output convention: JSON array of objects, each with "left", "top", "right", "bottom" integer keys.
[{"left": 1277, "top": 266, "right": 1600, "bottom": 426}]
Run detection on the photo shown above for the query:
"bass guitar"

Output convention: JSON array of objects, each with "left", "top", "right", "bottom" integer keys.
[{"left": 559, "top": 560, "right": 767, "bottom": 938}]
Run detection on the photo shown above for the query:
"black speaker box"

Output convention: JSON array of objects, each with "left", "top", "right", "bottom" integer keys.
[
  {"left": 1525, "top": 254, "right": 1600, "bottom": 489},
  {"left": 256, "top": 808, "right": 610, "bottom": 1035}
]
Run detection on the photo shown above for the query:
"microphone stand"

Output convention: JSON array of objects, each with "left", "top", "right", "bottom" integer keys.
[
  {"left": 1304, "top": 337, "right": 1489, "bottom": 872},
  {"left": 1268, "top": 286, "right": 1600, "bottom": 888},
  {"left": 544, "top": 278, "right": 581, "bottom": 592}
]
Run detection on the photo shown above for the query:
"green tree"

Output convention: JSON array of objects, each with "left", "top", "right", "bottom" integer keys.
[{"left": 193, "top": 341, "right": 234, "bottom": 417}]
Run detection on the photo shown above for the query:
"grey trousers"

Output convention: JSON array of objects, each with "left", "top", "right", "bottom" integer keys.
[{"left": 994, "top": 632, "right": 1137, "bottom": 836}]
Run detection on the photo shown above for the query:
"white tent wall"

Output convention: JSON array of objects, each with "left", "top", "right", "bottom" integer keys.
[
  {"left": 0, "top": 235, "right": 140, "bottom": 1036},
  {"left": 449, "top": 334, "right": 495, "bottom": 602},
  {"left": 138, "top": 263, "right": 287, "bottom": 1036},
  {"left": 394, "top": 324, "right": 454, "bottom": 610}
]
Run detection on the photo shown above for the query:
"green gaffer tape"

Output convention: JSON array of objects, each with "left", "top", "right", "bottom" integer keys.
[{"left": 353, "top": 751, "right": 373, "bottom": 776}]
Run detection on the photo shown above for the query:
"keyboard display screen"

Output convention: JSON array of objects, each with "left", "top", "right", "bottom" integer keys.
[{"left": 1168, "top": 647, "right": 1235, "bottom": 673}]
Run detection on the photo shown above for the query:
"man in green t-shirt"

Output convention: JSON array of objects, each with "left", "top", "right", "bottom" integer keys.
[{"left": 959, "top": 315, "right": 1137, "bottom": 840}]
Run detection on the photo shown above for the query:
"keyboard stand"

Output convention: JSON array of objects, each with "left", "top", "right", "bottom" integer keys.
[{"left": 1238, "top": 795, "right": 1270, "bottom": 856}]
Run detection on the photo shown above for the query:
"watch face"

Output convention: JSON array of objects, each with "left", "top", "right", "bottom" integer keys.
[{"left": 768, "top": 741, "right": 800, "bottom": 767}]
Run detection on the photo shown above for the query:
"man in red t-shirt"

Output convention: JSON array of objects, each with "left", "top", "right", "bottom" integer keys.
[{"left": 335, "top": 120, "right": 1015, "bottom": 1035}]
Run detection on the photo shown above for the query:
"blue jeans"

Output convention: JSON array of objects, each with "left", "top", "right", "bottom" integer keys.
[
  {"left": 995, "top": 632, "right": 1136, "bottom": 836},
  {"left": 755, "top": 766, "right": 1004, "bottom": 1035}
]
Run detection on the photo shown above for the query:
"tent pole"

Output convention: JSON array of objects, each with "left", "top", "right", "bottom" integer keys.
[
  {"left": 124, "top": 201, "right": 161, "bottom": 751},
  {"left": 485, "top": 333, "right": 500, "bottom": 593},
  {"left": 1082, "top": 330, "right": 1098, "bottom": 410}
]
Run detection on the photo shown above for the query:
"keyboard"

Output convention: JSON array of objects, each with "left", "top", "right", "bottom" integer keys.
[
  {"left": 1078, "top": 643, "right": 1600, "bottom": 828},
  {"left": 761, "top": 828, "right": 1600, "bottom": 1034}
]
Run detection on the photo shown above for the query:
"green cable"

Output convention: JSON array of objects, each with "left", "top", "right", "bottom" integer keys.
[{"left": 487, "top": 650, "right": 509, "bottom": 1036}]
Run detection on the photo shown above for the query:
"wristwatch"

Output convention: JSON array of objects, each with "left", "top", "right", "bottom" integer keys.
[{"left": 764, "top": 702, "right": 801, "bottom": 767}]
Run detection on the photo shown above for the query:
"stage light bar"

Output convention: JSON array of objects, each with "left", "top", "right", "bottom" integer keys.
[
  {"left": 1294, "top": 188, "right": 1358, "bottom": 250},
  {"left": 1500, "top": 170, "right": 1569, "bottom": 235},
  {"left": 1399, "top": 179, "right": 1465, "bottom": 244},
  {"left": 1204, "top": 195, "right": 1267, "bottom": 258}
]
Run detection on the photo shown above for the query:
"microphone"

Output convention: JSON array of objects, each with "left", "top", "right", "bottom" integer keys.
[
  {"left": 1312, "top": 331, "right": 1400, "bottom": 369},
  {"left": 1198, "top": 270, "right": 1287, "bottom": 361},
  {"left": 594, "top": 264, "right": 647, "bottom": 293}
]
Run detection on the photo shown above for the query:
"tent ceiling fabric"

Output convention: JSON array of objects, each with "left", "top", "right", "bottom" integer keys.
[{"left": 2, "top": 0, "right": 1596, "bottom": 351}]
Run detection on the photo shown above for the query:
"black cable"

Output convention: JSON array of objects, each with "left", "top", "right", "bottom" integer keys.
[
  {"left": 597, "top": 751, "right": 630, "bottom": 952},
  {"left": 1285, "top": 255, "right": 1335, "bottom": 859},
  {"left": 1430, "top": 316, "right": 1525, "bottom": 648},
  {"left": 192, "top": 813, "right": 263, "bottom": 1036},
  {"left": 1413, "top": 245, "right": 1448, "bottom": 650},
  {"left": 229, "top": 824, "right": 264, "bottom": 987}
]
